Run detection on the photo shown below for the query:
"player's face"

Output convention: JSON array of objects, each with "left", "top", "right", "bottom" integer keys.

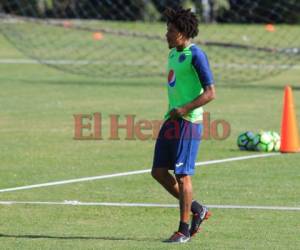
[{"left": 166, "top": 23, "right": 185, "bottom": 49}]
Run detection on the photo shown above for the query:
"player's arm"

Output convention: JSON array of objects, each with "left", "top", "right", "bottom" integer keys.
[
  {"left": 182, "top": 85, "right": 215, "bottom": 112},
  {"left": 169, "top": 85, "right": 215, "bottom": 118}
]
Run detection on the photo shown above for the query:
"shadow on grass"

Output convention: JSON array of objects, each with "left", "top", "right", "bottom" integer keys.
[{"left": 0, "top": 233, "right": 159, "bottom": 242}]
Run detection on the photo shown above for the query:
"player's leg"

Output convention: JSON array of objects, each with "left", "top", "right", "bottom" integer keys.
[
  {"left": 151, "top": 168, "right": 179, "bottom": 199},
  {"left": 171, "top": 118, "right": 210, "bottom": 240},
  {"left": 176, "top": 174, "right": 193, "bottom": 222},
  {"left": 152, "top": 119, "right": 181, "bottom": 199},
  {"left": 176, "top": 174, "right": 193, "bottom": 235},
  {"left": 152, "top": 118, "right": 207, "bottom": 242},
  {"left": 175, "top": 120, "right": 211, "bottom": 237},
  {"left": 163, "top": 119, "right": 195, "bottom": 243},
  {"left": 164, "top": 173, "right": 192, "bottom": 243},
  {"left": 151, "top": 169, "right": 204, "bottom": 214}
]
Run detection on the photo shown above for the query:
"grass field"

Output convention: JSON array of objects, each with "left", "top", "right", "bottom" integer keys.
[{"left": 0, "top": 22, "right": 300, "bottom": 250}]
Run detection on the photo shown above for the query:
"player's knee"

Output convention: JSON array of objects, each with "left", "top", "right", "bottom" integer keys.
[
  {"left": 151, "top": 168, "right": 166, "bottom": 182},
  {"left": 151, "top": 169, "right": 161, "bottom": 180},
  {"left": 175, "top": 174, "right": 188, "bottom": 186}
]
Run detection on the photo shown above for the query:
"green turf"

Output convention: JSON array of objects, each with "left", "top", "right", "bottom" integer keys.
[{"left": 0, "top": 24, "right": 300, "bottom": 250}]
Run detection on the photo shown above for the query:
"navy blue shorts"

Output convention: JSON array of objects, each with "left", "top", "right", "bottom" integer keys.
[{"left": 152, "top": 118, "right": 202, "bottom": 175}]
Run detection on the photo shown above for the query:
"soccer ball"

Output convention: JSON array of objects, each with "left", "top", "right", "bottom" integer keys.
[
  {"left": 253, "top": 131, "right": 274, "bottom": 152},
  {"left": 269, "top": 131, "right": 281, "bottom": 152},
  {"left": 237, "top": 131, "right": 255, "bottom": 150}
]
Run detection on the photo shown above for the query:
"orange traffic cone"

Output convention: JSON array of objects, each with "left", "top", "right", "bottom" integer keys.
[{"left": 280, "top": 86, "right": 300, "bottom": 153}]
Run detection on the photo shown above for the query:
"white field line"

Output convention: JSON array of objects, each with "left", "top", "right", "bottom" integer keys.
[
  {"left": 0, "top": 169, "right": 151, "bottom": 193},
  {"left": 0, "top": 200, "right": 299, "bottom": 211},
  {"left": 0, "top": 153, "right": 280, "bottom": 193},
  {"left": 0, "top": 59, "right": 299, "bottom": 69},
  {"left": 194, "top": 153, "right": 280, "bottom": 166}
]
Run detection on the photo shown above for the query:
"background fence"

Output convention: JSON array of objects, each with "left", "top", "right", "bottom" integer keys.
[{"left": 0, "top": 0, "right": 299, "bottom": 82}]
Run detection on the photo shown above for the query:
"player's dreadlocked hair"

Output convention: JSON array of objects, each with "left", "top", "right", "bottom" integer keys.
[{"left": 164, "top": 7, "right": 199, "bottom": 38}]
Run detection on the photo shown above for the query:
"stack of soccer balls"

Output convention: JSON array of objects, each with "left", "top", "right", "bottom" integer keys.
[{"left": 237, "top": 131, "right": 281, "bottom": 152}]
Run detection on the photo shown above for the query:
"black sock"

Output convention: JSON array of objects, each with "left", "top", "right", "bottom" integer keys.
[
  {"left": 178, "top": 221, "right": 190, "bottom": 237},
  {"left": 191, "top": 200, "right": 203, "bottom": 214}
]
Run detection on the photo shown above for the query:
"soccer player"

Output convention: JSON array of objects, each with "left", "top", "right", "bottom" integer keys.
[{"left": 151, "top": 7, "right": 216, "bottom": 243}]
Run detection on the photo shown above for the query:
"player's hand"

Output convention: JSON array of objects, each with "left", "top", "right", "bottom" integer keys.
[{"left": 169, "top": 107, "right": 188, "bottom": 119}]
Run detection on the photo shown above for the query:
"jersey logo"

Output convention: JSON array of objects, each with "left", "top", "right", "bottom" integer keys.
[
  {"left": 168, "top": 69, "right": 176, "bottom": 87},
  {"left": 175, "top": 162, "right": 184, "bottom": 168},
  {"left": 178, "top": 53, "right": 186, "bottom": 63}
]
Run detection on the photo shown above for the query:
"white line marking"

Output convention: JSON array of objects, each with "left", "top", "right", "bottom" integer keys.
[
  {"left": 0, "top": 153, "right": 280, "bottom": 193},
  {"left": 0, "top": 169, "right": 151, "bottom": 193},
  {"left": 195, "top": 153, "right": 279, "bottom": 166},
  {"left": 0, "top": 200, "right": 299, "bottom": 211}
]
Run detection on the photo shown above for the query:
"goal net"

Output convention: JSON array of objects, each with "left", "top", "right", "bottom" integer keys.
[{"left": 0, "top": 0, "right": 299, "bottom": 82}]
